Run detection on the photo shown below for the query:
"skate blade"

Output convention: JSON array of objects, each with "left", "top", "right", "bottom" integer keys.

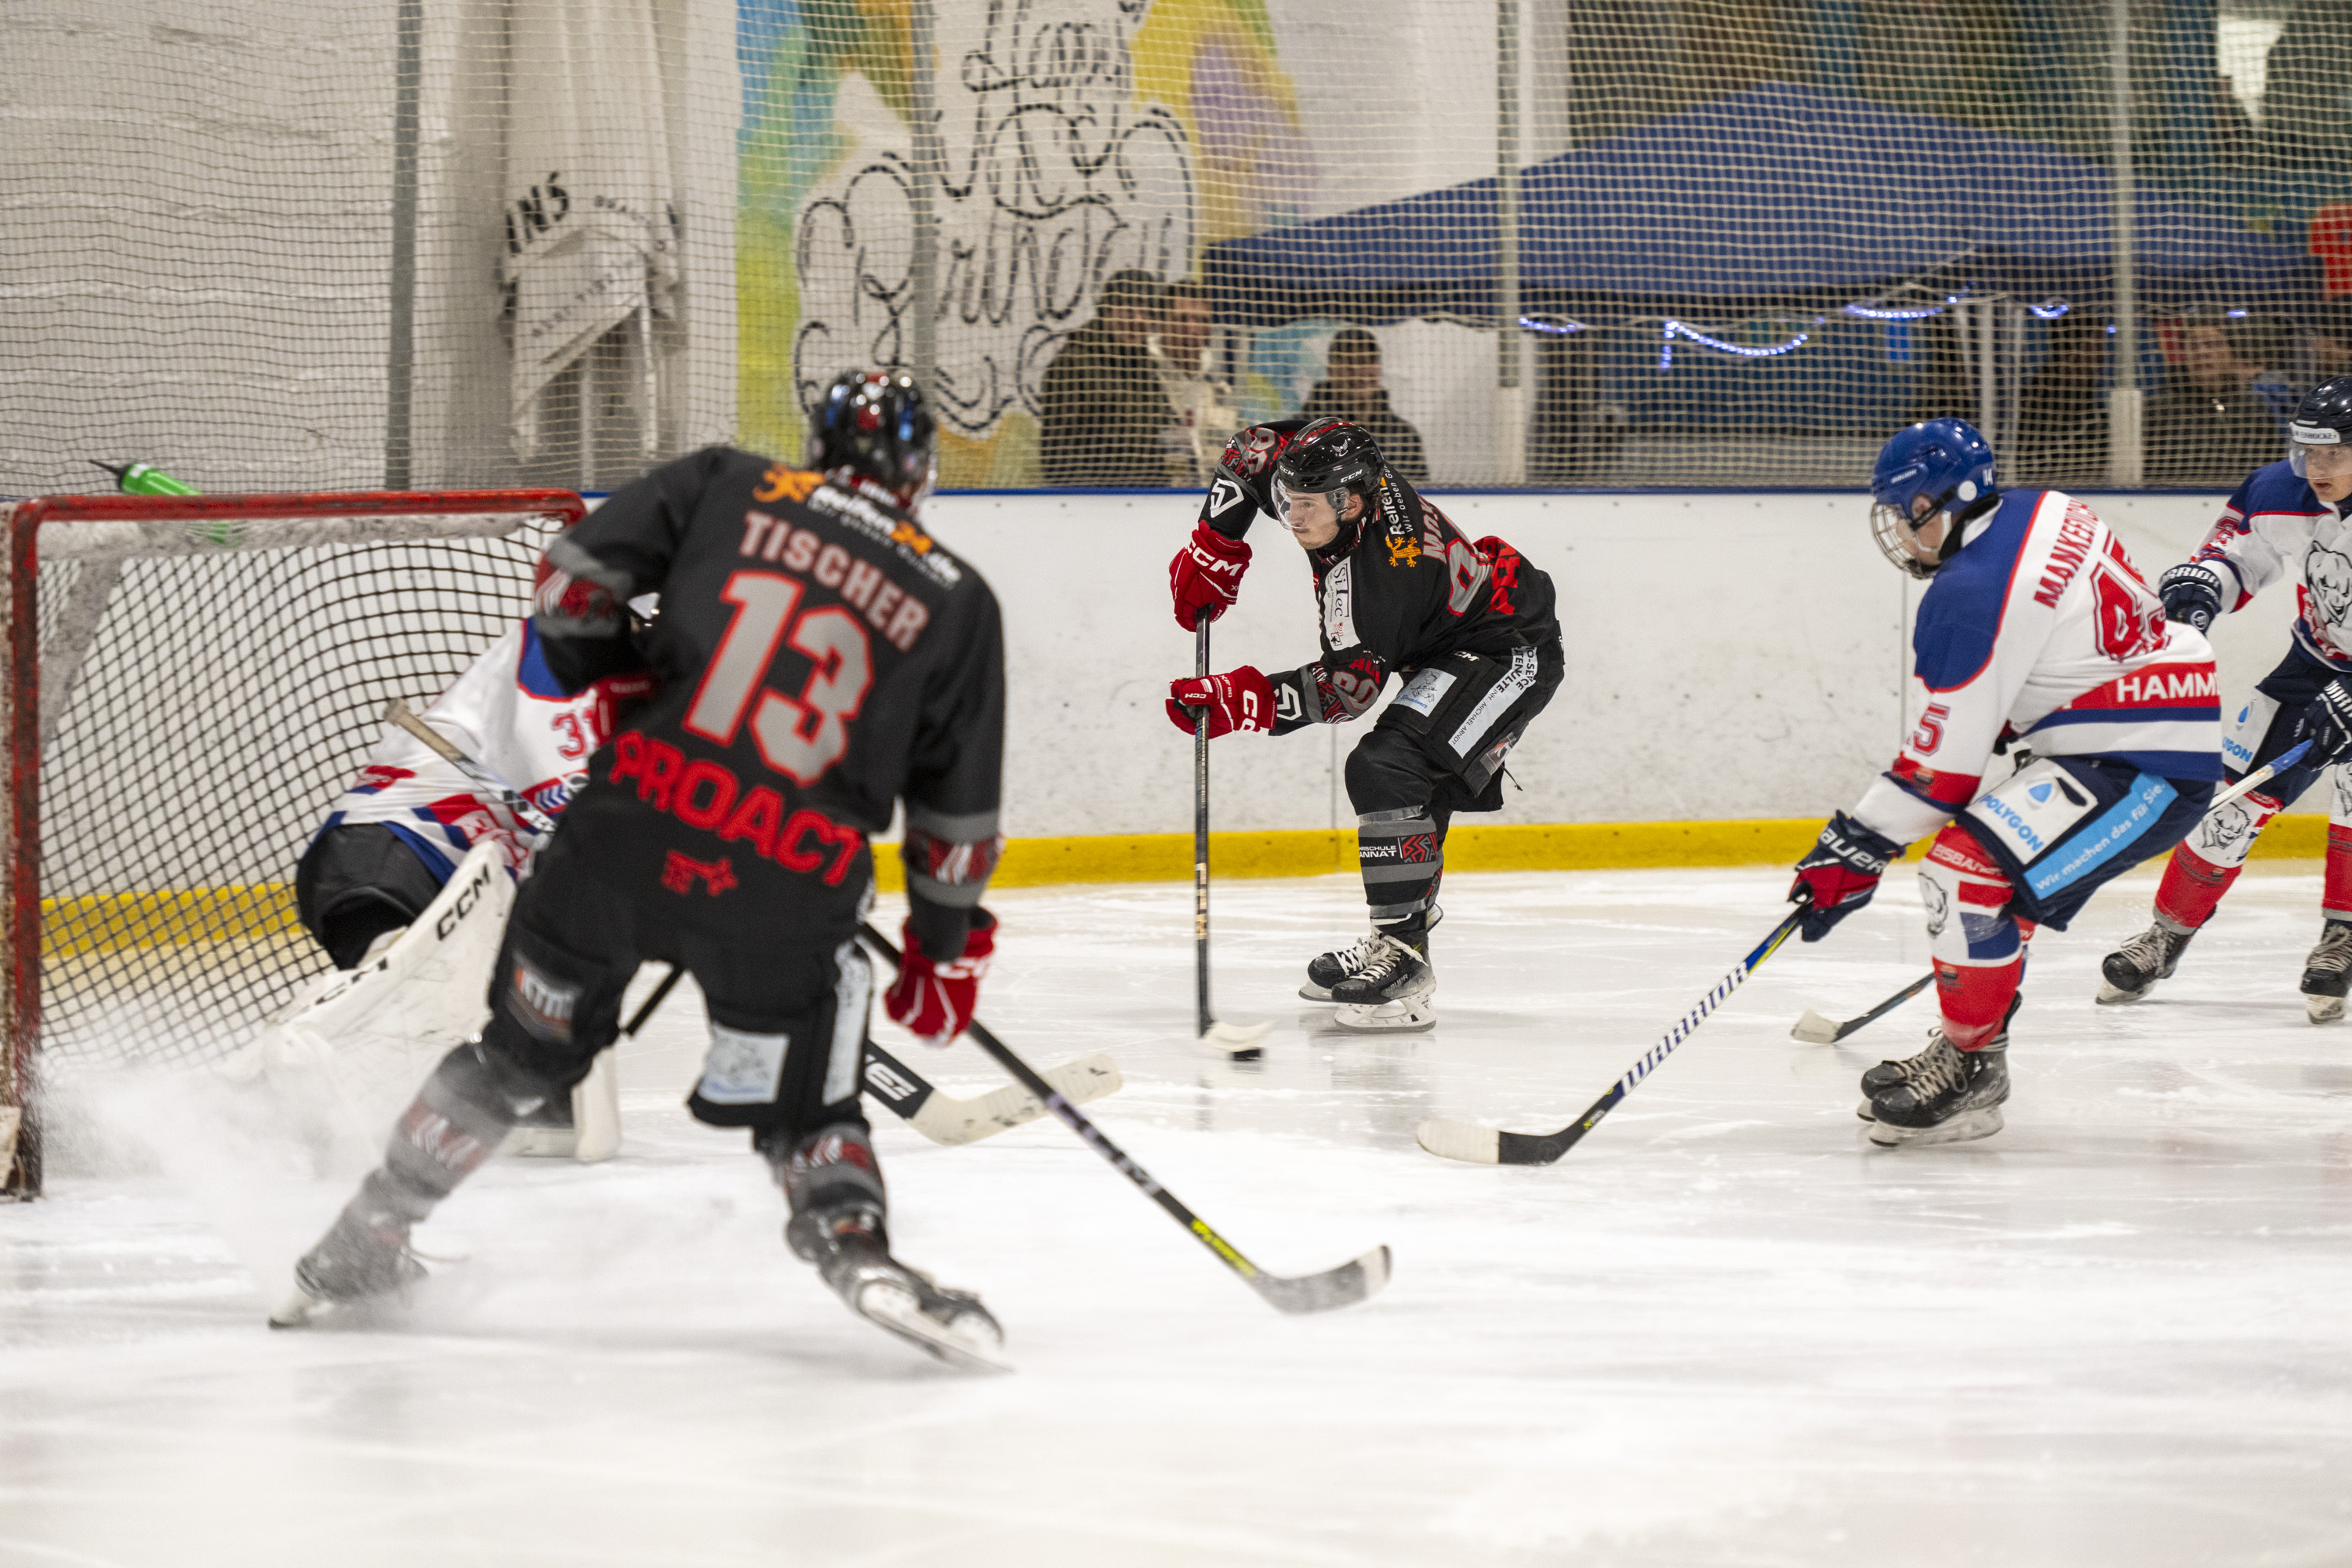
[
  {"left": 854, "top": 1281, "right": 1012, "bottom": 1374},
  {"left": 2306, "top": 992, "right": 2347, "bottom": 1024},
  {"left": 2094, "top": 978, "right": 2151, "bottom": 1005},
  {"left": 267, "top": 1286, "right": 335, "bottom": 1329},
  {"left": 1866, "top": 1105, "right": 2004, "bottom": 1149},
  {"left": 1298, "top": 982, "right": 1337, "bottom": 1003},
  {"left": 502, "top": 1126, "right": 581, "bottom": 1158},
  {"left": 1333, "top": 996, "right": 1436, "bottom": 1033}
]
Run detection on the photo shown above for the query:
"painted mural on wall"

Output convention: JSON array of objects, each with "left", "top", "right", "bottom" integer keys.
[{"left": 737, "top": 0, "right": 1312, "bottom": 486}]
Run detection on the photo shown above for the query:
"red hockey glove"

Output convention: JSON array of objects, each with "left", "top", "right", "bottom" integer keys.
[
  {"left": 586, "top": 670, "right": 658, "bottom": 735},
  {"left": 884, "top": 909, "right": 996, "bottom": 1047},
  {"left": 1168, "top": 522, "right": 1252, "bottom": 631},
  {"left": 1166, "top": 666, "right": 1276, "bottom": 738},
  {"left": 1788, "top": 811, "right": 1903, "bottom": 942}
]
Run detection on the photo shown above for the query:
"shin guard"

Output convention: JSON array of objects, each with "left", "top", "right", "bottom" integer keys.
[
  {"left": 1921, "top": 824, "right": 2031, "bottom": 1051},
  {"left": 2156, "top": 787, "right": 2285, "bottom": 931},
  {"left": 2328, "top": 769, "right": 2352, "bottom": 924},
  {"left": 364, "top": 1042, "right": 522, "bottom": 1227},
  {"left": 1356, "top": 805, "right": 1443, "bottom": 936}
]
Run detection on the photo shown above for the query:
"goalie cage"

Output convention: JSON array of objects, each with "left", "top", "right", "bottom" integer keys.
[{"left": 0, "top": 488, "right": 586, "bottom": 1198}]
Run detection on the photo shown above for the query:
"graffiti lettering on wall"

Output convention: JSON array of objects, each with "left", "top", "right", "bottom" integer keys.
[{"left": 793, "top": 0, "right": 1196, "bottom": 438}]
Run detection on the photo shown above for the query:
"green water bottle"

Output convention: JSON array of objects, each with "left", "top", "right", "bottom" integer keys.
[{"left": 92, "top": 459, "right": 199, "bottom": 495}]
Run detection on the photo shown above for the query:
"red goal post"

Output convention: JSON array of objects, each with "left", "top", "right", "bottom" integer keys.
[{"left": 2, "top": 488, "right": 586, "bottom": 1199}]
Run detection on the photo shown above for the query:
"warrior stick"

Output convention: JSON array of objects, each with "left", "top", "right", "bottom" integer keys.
[
  {"left": 860, "top": 921, "right": 1389, "bottom": 1314},
  {"left": 392, "top": 702, "right": 1119, "bottom": 1145},
  {"left": 1192, "top": 619, "right": 1273, "bottom": 1057},
  {"left": 1417, "top": 908, "right": 1807, "bottom": 1167},
  {"left": 1788, "top": 746, "right": 2306, "bottom": 1047}
]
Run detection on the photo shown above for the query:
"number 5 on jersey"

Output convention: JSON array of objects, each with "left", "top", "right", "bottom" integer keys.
[{"left": 685, "top": 570, "right": 873, "bottom": 783}]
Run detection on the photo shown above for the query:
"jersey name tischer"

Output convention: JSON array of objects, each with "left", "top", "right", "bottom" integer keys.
[
  {"left": 531, "top": 446, "right": 1005, "bottom": 914},
  {"left": 1855, "top": 488, "right": 2222, "bottom": 845},
  {"left": 2189, "top": 456, "right": 2352, "bottom": 667},
  {"left": 1201, "top": 420, "right": 1561, "bottom": 732}
]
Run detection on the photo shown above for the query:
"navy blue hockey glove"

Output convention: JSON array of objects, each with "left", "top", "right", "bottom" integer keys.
[
  {"left": 1788, "top": 812, "right": 1903, "bottom": 942},
  {"left": 2296, "top": 678, "right": 2352, "bottom": 767},
  {"left": 2158, "top": 562, "right": 2224, "bottom": 633}
]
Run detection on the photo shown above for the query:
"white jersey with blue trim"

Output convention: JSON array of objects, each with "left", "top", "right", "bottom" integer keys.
[
  {"left": 2188, "top": 456, "right": 2352, "bottom": 669},
  {"left": 316, "top": 621, "right": 614, "bottom": 881},
  {"left": 1853, "top": 488, "right": 2221, "bottom": 846}
]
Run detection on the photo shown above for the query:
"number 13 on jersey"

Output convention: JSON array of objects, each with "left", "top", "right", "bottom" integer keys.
[{"left": 685, "top": 570, "right": 874, "bottom": 784}]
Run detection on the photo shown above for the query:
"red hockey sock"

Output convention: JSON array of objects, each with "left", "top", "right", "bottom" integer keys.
[
  {"left": 1934, "top": 953, "right": 2024, "bottom": 1051},
  {"left": 2154, "top": 840, "right": 2244, "bottom": 931},
  {"left": 2326, "top": 826, "right": 2352, "bottom": 922}
]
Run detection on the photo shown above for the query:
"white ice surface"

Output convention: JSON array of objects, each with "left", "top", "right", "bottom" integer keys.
[{"left": 6, "top": 867, "right": 2352, "bottom": 1566}]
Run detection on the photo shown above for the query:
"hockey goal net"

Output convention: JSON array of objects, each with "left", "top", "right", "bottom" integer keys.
[{"left": 0, "top": 488, "right": 585, "bottom": 1198}]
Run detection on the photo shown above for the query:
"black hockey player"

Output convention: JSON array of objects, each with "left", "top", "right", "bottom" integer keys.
[
  {"left": 1165, "top": 417, "right": 1563, "bottom": 1030},
  {"left": 274, "top": 371, "right": 1013, "bottom": 1369}
]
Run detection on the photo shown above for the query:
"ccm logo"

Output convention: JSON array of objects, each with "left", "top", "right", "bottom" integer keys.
[
  {"left": 863, "top": 1058, "right": 919, "bottom": 1100},
  {"left": 432, "top": 862, "right": 497, "bottom": 941}
]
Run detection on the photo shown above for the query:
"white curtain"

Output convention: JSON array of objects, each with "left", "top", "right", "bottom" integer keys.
[{"left": 504, "top": 0, "right": 677, "bottom": 439}]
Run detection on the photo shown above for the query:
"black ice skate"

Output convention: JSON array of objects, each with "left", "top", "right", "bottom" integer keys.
[
  {"left": 1302, "top": 908, "right": 1439, "bottom": 1001},
  {"left": 268, "top": 1205, "right": 426, "bottom": 1327},
  {"left": 1864, "top": 1036, "right": 2009, "bottom": 1148},
  {"left": 1857, "top": 996, "right": 2018, "bottom": 1119},
  {"left": 2301, "top": 920, "right": 2352, "bottom": 1023},
  {"left": 2096, "top": 919, "right": 2196, "bottom": 1004},
  {"left": 809, "top": 1227, "right": 1008, "bottom": 1373},
  {"left": 1327, "top": 933, "right": 1436, "bottom": 1033}
]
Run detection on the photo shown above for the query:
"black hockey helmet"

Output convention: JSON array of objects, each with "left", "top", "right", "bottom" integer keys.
[
  {"left": 807, "top": 369, "right": 937, "bottom": 509},
  {"left": 1272, "top": 417, "right": 1385, "bottom": 517},
  {"left": 2288, "top": 374, "right": 2352, "bottom": 480}
]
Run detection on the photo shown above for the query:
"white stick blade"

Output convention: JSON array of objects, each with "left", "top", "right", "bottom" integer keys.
[
  {"left": 1414, "top": 1117, "right": 1502, "bottom": 1164},
  {"left": 1789, "top": 1009, "right": 1843, "bottom": 1045},
  {"left": 908, "top": 1053, "right": 1123, "bottom": 1146}
]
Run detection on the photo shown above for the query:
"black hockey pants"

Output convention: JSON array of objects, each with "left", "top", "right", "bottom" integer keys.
[
  {"left": 465, "top": 787, "right": 873, "bottom": 1142},
  {"left": 1346, "top": 638, "right": 1563, "bottom": 935}
]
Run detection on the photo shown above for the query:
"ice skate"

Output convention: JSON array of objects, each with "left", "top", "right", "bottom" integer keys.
[
  {"left": 2301, "top": 920, "right": 2352, "bottom": 1022},
  {"left": 1857, "top": 996, "right": 2016, "bottom": 1119},
  {"left": 1329, "top": 934, "right": 1436, "bottom": 1033},
  {"left": 1864, "top": 1036, "right": 2008, "bottom": 1148},
  {"left": 1301, "top": 933, "right": 1382, "bottom": 1002},
  {"left": 812, "top": 1230, "right": 1008, "bottom": 1373},
  {"left": 1302, "top": 908, "right": 1438, "bottom": 1001},
  {"left": 268, "top": 1205, "right": 426, "bottom": 1327},
  {"left": 2097, "top": 920, "right": 2195, "bottom": 1004}
]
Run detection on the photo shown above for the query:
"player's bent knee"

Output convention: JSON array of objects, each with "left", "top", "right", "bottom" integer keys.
[{"left": 1921, "top": 822, "right": 2021, "bottom": 968}]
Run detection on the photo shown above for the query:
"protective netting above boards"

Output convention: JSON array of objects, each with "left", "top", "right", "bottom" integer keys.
[{"left": 5, "top": 2, "right": 2350, "bottom": 496}]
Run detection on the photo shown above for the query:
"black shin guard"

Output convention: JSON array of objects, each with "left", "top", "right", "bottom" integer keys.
[
  {"left": 363, "top": 1043, "right": 528, "bottom": 1227},
  {"left": 1355, "top": 805, "right": 1445, "bottom": 939},
  {"left": 763, "top": 1117, "right": 887, "bottom": 1260}
]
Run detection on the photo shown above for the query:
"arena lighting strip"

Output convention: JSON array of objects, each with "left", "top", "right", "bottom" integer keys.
[{"left": 1513, "top": 296, "right": 2147, "bottom": 361}]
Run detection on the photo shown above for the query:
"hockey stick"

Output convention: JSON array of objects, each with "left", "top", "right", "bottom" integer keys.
[
  {"left": 1191, "top": 619, "right": 1272, "bottom": 1058},
  {"left": 1417, "top": 908, "right": 1808, "bottom": 1167},
  {"left": 386, "top": 699, "right": 556, "bottom": 835},
  {"left": 1791, "top": 971, "right": 1933, "bottom": 1045},
  {"left": 1785, "top": 748, "right": 2308, "bottom": 1047},
  {"left": 859, "top": 921, "right": 1389, "bottom": 1314},
  {"left": 390, "top": 706, "right": 1126, "bottom": 1149}
]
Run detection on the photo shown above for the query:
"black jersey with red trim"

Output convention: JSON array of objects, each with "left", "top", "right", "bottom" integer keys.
[
  {"left": 1196, "top": 419, "right": 1560, "bottom": 733},
  {"left": 530, "top": 445, "right": 1005, "bottom": 932}
]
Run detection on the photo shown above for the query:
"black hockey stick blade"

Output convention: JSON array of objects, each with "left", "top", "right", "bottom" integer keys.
[
  {"left": 859, "top": 920, "right": 1388, "bottom": 1314},
  {"left": 1417, "top": 909, "right": 1806, "bottom": 1167},
  {"left": 1790, "top": 971, "right": 1934, "bottom": 1045}
]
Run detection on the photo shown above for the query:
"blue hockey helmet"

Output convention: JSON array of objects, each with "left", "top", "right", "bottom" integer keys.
[{"left": 1870, "top": 417, "right": 1998, "bottom": 579}]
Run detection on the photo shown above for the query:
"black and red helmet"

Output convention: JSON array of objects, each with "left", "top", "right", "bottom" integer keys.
[
  {"left": 807, "top": 369, "right": 937, "bottom": 508},
  {"left": 1271, "top": 416, "right": 1384, "bottom": 511}
]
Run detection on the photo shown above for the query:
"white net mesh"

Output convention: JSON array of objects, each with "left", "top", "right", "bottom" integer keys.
[{"left": 0, "top": 2, "right": 2343, "bottom": 496}]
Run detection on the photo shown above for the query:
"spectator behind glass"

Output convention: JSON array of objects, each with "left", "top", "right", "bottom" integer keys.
[
  {"left": 1150, "top": 280, "right": 1239, "bottom": 485},
  {"left": 1038, "top": 269, "right": 1181, "bottom": 487},
  {"left": 2146, "top": 311, "right": 2284, "bottom": 487},
  {"left": 2013, "top": 312, "right": 2110, "bottom": 488},
  {"left": 1299, "top": 328, "right": 1429, "bottom": 484}
]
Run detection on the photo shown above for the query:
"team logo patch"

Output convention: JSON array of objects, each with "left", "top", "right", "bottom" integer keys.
[
  {"left": 696, "top": 1025, "right": 790, "bottom": 1105},
  {"left": 2308, "top": 545, "right": 2352, "bottom": 630},
  {"left": 1399, "top": 833, "right": 1438, "bottom": 864},
  {"left": 1385, "top": 533, "right": 1421, "bottom": 568},
  {"left": 1207, "top": 474, "right": 1247, "bottom": 518},
  {"left": 506, "top": 957, "right": 579, "bottom": 1042},
  {"left": 1919, "top": 873, "right": 1950, "bottom": 938},
  {"left": 661, "top": 850, "right": 739, "bottom": 896}
]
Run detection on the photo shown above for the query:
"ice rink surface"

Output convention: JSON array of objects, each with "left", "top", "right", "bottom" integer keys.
[{"left": 6, "top": 866, "right": 2352, "bottom": 1566}]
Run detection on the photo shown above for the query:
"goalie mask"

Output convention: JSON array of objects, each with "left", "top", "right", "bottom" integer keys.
[
  {"left": 1870, "top": 417, "right": 1998, "bottom": 580},
  {"left": 808, "top": 369, "right": 937, "bottom": 510}
]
